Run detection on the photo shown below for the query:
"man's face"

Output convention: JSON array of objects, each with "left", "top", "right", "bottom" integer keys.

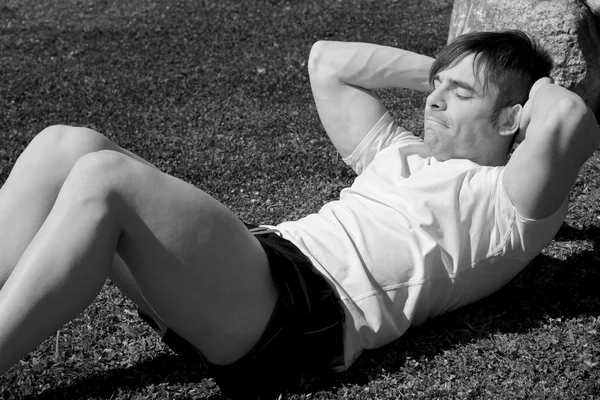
[{"left": 423, "top": 54, "right": 501, "bottom": 164}]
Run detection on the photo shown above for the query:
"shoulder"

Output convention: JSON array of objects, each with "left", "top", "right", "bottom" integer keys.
[
  {"left": 343, "top": 112, "right": 424, "bottom": 175},
  {"left": 494, "top": 167, "right": 568, "bottom": 256}
]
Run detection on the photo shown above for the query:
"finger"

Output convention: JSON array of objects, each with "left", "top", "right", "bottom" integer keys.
[
  {"left": 529, "top": 77, "right": 553, "bottom": 98},
  {"left": 517, "top": 99, "right": 532, "bottom": 138}
]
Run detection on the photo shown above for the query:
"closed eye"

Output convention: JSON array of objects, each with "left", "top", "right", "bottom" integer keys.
[{"left": 433, "top": 76, "right": 474, "bottom": 100}]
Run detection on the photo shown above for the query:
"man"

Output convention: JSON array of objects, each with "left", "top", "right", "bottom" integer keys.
[{"left": 0, "top": 30, "right": 597, "bottom": 398}]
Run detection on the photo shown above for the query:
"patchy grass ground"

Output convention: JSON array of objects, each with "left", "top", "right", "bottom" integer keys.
[{"left": 0, "top": 0, "right": 599, "bottom": 398}]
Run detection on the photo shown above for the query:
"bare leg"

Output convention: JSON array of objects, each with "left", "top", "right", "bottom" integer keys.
[
  {"left": 110, "top": 254, "right": 168, "bottom": 333},
  {"left": 0, "top": 125, "right": 167, "bottom": 326},
  {"left": 0, "top": 125, "right": 156, "bottom": 286},
  {"left": 0, "top": 150, "right": 276, "bottom": 374}
]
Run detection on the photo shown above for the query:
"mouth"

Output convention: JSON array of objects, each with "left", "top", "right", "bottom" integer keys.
[{"left": 425, "top": 117, "right": 448, "bottom": 128}]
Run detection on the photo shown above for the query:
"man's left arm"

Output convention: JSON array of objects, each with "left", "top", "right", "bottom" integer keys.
[{"left": 504, "top": 80, "right": 600, "bottom": 220}]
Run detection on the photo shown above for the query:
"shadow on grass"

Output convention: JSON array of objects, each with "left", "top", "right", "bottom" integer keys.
[
  {"left": 21, "top": 225, "right": 600, "bottom": 399},
  {"left": 21, "top": 353, "right": 226, "bottom": 400}
]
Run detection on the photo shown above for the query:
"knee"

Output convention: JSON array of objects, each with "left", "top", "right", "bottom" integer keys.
[
  {"left": 71, "top": 149, "right": 131, "bottom": 183},
  {"left": 65, "top": 150, "right": 133, "bottom": 202},
  {"left": 28, "top": 125, "right": 112, "bottom": 165}
]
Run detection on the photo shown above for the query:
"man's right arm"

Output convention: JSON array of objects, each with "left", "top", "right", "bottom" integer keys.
[
  {"left": 504, "top": 79, "right": 600, "bottom": 220},
  {"left": 307, "top": 41, "right": 434, "bottom": 158}
]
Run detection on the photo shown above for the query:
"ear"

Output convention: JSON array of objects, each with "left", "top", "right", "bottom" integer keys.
[{"left": 498, "top": 104, "right": 523, "bottom": 137}]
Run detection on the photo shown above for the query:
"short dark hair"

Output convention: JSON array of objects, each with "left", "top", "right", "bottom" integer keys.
[{"left": 429, "top": 30, "right": 554, "bottom": 124}]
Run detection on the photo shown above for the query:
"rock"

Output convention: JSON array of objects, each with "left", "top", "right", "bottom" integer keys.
[
  {"left": 582, "top": 0, "right": 600, "bottom": 15},
  {"left": 448, "top": 0, "right": 600, "bottom": 117}
]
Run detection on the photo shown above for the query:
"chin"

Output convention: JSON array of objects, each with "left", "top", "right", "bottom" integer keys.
[
  {"left": 432, "top": 153, "right": 451, "bottom": 162},
  {"left": 423, "top": 137, "right": 447, "bottom": 160}
]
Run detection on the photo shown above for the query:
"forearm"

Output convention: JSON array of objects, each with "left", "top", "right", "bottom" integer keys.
[{"left": 308, "top": 41, "right": 434, "bottom": 92}]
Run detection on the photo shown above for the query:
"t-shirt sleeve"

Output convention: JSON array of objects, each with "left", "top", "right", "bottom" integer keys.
[
  {"left": 342, "top": 112, "right": 421, "bottom": 175},
  {"left": 494, "top": 168, "right": 569, "bottom": 261}
]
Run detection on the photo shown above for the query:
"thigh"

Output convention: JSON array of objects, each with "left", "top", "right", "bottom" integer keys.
[
  {"left": 109, "top": 254, "right": 168, "bottom": 335},
  {"left": 0, "top": 125, "right": 158, "bottom": 285},
  {"left": 100, "top": 151, "right": 277, "bottom": 365}
]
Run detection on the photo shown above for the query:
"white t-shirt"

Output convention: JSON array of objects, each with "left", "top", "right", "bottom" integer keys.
[{"left": 275, "top": 112, "right": 568, "bottom": 370}]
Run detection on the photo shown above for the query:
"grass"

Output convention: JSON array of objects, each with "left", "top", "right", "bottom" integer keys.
[{"left": 0, "top": 0, "right": 599, "bottom": 398}]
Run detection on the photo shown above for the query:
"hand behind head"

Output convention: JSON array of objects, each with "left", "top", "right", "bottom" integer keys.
[{"left": 516, "top": 77, "right": 555, "bottom": 144}]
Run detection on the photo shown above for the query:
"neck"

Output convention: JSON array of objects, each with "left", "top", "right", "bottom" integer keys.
[{"left": 470, "top": 148, "right": 510, "bottom": 166}]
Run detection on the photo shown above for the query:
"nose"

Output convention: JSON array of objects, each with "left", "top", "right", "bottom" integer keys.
[{"left": 426, "top": 87, "right": 446, "bottom": 111}]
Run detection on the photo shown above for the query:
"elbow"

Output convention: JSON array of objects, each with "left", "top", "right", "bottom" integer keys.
[
  {"left": 547, "top": 96, "right": 588, "bottom": 133},
  {"left": 556, "top": 95, "right": 587, "bottom": 117},
  {"left": 308, "top": 41, "right": 327, "bottom": 74},
  {"left": 550, "top": 93, "right": 591, "bottom": 123},
  {"left": 308, "top": 40, "right": 338, "bottom": 79},
  {"left": 551, "top": 96, "right": 599, "bottom": 160}
]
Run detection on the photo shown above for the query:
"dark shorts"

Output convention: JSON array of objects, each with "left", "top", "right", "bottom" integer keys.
[{"left": 138, "top": 223, "right": 345, "bottom": 399}]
